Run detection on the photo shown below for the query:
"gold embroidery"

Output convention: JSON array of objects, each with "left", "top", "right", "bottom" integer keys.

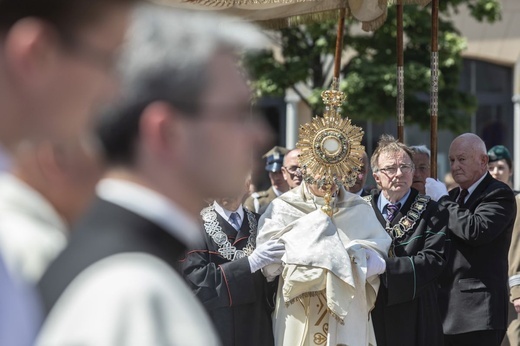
[{"left": 313, "top": 323, "right": 329, "bottom": 345}]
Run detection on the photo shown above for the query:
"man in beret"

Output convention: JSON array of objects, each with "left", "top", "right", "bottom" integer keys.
[{"left": 245, "top": 146, "right": 290, "bottom": 214}]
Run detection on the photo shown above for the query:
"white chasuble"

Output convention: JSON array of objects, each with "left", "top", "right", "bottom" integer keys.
[{"left": 258, "top": 183, "right": 391, "bottom": 346}]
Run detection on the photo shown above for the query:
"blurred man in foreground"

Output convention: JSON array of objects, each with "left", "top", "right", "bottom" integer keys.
[
  {"left": 0, "top": 139, "right": 103, "bottom": 284},
  {"left": 37, "top": 6, "right": 267, "bottom": 345},
  {"left": 0, "top": 0, "right": 135, "bottom": 344}
]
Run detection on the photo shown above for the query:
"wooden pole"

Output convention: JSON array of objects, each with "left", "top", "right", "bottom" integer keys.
[
  {"left": 396, "top": 0, "right": 405, "bottom": 143},
  {"left": 333, "top": 8, "right": 347, "bottom": 81},
  {"left": 430, "top": 0, "right": 439, "bottom": 179}
]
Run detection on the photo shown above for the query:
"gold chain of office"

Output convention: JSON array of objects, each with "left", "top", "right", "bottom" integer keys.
[{"left": 201, "top": 206, "right": 257, "bottom": 261}]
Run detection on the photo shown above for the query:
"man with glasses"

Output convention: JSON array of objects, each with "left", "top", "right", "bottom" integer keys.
[
  {"left": 365, "top": 135, "right": 449, "bottom": 346},
  {"left": 281, "top": 148, "right": 302, "bottom": 190},
  {"left": 0, "top": 0, "right": 135, "bottom": 345},
  {"left": 426, "top": 133, "right": 516, "bottom": 346}
]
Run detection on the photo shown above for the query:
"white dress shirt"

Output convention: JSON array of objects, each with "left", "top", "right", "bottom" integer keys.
[
  {"left": 458, "top": 172, "right": 487, "bottom": 204},
  {"left": 213, "top": 201, "right": 244, "bottom": 229},
  {"left": 0, "top": 173, "right": 67, "bottom": 283},
  {"left": 378, "top": 189, "right": 411, "bottom": 220}
]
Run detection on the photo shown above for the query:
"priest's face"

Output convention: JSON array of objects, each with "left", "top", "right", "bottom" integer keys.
[
  {"left": 308, "top": 182, "right": 337, "bottom": 198},
  {"left": 373, "top": 149, "right": 414, "bottom": 202}
]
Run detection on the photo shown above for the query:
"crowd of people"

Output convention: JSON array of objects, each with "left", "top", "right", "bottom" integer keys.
[{"left": 0, "top": 1, "right": 519, "bottom": 346}]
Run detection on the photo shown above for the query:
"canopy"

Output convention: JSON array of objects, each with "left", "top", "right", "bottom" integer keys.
[{"left": 151, "top": 0, "right": 431, "bottom": 31}]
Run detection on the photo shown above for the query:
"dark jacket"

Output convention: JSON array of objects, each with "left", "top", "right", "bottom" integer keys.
[
  {"left": 39, "top": 198, "right": 186, "bottom": 315},
  {"left": 368, "top": 188, "right": 449, "bottom": 346},
  {"left": 180, "top": 207, "right": 275, "bottom": 346},
  {"left": 438, "top": 173, "right": 516, "bottom": 335}
]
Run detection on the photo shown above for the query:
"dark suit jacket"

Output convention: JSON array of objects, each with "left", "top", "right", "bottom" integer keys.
[
  {"left": 437, "top": 173, "right": 517, "bottom": 335},
  {"left": 369, "top": 188, "right": 449, "bottom": 346},
  {"left": 39, "top": 198, "right": 186, "bottom": 314},
  {"left": 180, "top": 208, "right": 274, "bottom": 346}
]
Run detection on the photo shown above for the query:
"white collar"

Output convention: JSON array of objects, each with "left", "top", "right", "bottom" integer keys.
[
  {"left": 213, "top": 201, "right": 244, "bottom": 228},
  {"left": 273, "top": 187, "right": 283, "bottom": 197},
  {"left": 460, "top": 172, "right": 487, "bottom": 202},
  {"left": 96, "top": 178, "right": 202, "bottom": 248},
  {"left": 378, "top": 189, "right": 411, "bottom": 215}
]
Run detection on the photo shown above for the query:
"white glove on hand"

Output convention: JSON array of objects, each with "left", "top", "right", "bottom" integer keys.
[
  {"left": 365, "top": 248, "right": 386, "bottom": 278},
  {"left": 425, "top": 177, "right": 449, "bottom": 201},
  {"left": 248, "top": 240, "right": 285, "bottom": 273}
]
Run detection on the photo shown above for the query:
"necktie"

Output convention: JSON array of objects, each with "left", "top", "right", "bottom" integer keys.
[
  {"left": 229, "top": 212, "right": 241, "bottom": 231},
  {"left": 457, "top": 189, "right": 469, "bottom": 207},
  {"left": 386, "top": 203, "right": 401, "bottom": 222}
]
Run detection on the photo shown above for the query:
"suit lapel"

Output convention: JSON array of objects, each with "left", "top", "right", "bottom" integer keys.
[
  {"left": 235, "top": 208, "right": 252, "bottom": 243},
  {"left": 371, "top": 192, "right": 387, "bottom": 227},
  {"left": 448, "top": 188, "right": 459, "bottom": 202},
  {"left": 448, "top": 173, "right": 493, "bottom": 207},
  {"left": 464, "top": 173, "right": 493, "bottom": 208},
  {"left": 215, "top": 212, "right": 237, "bottom": 241}
]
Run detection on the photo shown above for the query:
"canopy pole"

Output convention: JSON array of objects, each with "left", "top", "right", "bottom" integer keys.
[
  {"left": 430, "top": 0, "right": 439, "bottom": 179},
  {"left": 396, "top": 0, "right": 404, "bottom": 143},
  {"left": 333, "top": 8, "right": 346, "bottom": 81}
]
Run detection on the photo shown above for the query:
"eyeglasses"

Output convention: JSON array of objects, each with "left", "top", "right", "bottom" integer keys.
[
  {"left": 377, "top": 164, "right": 414, "bottom": 176},
  {"left": 283, "top": 166, "right": 302, "bottom": 177}
]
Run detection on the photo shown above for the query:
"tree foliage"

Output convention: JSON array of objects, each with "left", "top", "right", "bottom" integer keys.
[{"left": 244, "top": 0, "right": 501, "bottom": 133}]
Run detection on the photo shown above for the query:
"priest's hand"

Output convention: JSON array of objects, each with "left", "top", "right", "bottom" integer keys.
[
  {"left": 425, "top": 178, "right": 449, "bottom": 201},
  {"left": 248, "top": 240, "right": 285, "bottom": 273},
  {"left": 365, "top": 248, "right": 386, "bottom": 278}
]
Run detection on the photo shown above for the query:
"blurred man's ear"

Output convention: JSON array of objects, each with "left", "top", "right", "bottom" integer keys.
[
  {"left": 138, "top": 101, "right": 182, "bottom": 160},
  {"left": 4, "top": 19, "right": 60, "bottom": 89}
]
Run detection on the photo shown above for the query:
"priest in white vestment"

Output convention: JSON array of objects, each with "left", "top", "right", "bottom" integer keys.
[{"left": 257, "top": 181, "right": 391, "bottom": 346}]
